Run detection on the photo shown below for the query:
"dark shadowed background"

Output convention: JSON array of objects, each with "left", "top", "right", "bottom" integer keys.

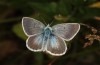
[{"left": 0, "top": 0, "right": 100, "bottom": 65}]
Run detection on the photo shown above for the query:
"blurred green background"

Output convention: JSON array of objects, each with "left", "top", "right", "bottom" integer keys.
[{"left": 0, "top": 0, "right": 100, "bottom": 65}]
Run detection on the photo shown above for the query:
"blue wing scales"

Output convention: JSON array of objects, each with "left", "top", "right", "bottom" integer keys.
[
  {"left": 26, "top": 34, "right": 44, "bottom": 52},
  {"left": 46, "top": 34, "right": 67, "bottom": 56}
]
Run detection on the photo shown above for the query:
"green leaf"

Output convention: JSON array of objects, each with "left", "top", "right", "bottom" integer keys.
[
  {"left": 29, "top": 2, "right": 57, "bottom": 14},
  {"left": 12, "top": 23, "right": 27, "bottom": 40}
]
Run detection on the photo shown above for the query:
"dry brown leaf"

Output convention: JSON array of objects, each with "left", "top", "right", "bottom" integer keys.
[
  {"left": 89, "top": 2, "right": 100, "bottom": 8},
  {"left": 54, "top": 14, "right": 68, "bottom": 22},
  {"left": 94, "top": 16, "right": 100, "bottom": 21},
  {"left": 0, "top": 40, "right": 20, "bottom": 60}
]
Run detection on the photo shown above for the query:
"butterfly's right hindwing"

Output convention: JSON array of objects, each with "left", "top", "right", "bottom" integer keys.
[
  {"left": 22, "top": 17, "right": 45, "bottom": 36},
  {"left": 26, "top": 34, "right": 44, "bottom": 52}
]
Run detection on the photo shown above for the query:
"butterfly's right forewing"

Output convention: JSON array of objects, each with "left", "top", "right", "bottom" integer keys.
[{"left": 22, "top": 17, "right": 45, "bottom": 36}]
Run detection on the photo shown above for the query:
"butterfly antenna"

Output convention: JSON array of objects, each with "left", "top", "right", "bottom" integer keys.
[
  {"left": 49, "top": 21, "right": 53, "bottom": 26},
  {"left": 40, "top": 17, "right": 47, "bottom": 25},
  {"left": 49, "top": 18, "right": 54, "bottom": 26},
  {"left": 43, "top": 20, "right": 47, "bottom": 25}
]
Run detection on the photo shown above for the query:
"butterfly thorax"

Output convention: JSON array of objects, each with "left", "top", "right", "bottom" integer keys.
[{"left": 42, "top": 25, "right": 52, "bottom": 41}]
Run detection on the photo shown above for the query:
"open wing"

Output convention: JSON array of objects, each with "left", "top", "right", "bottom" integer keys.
[
  {"left": 22, "top": 17, "right": 45, "bottom": 36},
  {"left": 26, "top": 34, "right": 44, "bottom": 52},
  {"left": 46, "top": 35, "right": 67, "bottom": 56},
  {"left": 52, "top": 23, "right": 80, "bottom": 41}
]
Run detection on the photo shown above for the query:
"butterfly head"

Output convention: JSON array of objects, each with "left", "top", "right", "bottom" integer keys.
[
  {"left": 42, "top": 24, "right": 53, "bottom": 38},
  {"left": 44, "top": 24, "right": 52, "bottom": 31}
]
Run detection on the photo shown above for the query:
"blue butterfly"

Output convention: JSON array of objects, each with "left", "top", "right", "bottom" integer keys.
[{"left": 22, "top": 17, "right": 80, "bottom": 56}]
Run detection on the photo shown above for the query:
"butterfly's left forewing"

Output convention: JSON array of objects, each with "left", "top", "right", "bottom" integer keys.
[{"left": 46, "top": 35, "right": 67, "bottom": 56}]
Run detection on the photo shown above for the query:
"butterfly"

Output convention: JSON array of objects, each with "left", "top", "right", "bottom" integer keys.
[{"left": 22, "top": 17, "right": 80, "bottom": 56}]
